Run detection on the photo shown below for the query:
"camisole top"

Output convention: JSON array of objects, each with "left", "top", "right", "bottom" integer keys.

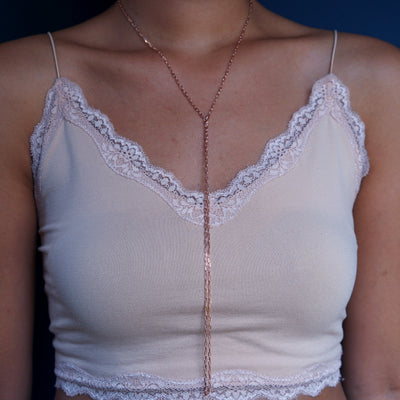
[{"left": 30, "top": 32, "right": 369, "bottom": 400}]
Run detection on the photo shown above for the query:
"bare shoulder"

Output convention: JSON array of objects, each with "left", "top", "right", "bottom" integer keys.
[
  {"left": 0, "top": 5, "right": 110, "bottom": 174},
  {"left": 0, "top": 3, "right": 114, "bottom": 139},
  {"left": 0, "top": 33, "right": 57, "bottom": 107},
  {"left": 332, "top": 33, "right": 400, "bottom": 197},
  {"left": 0, "top": 34, "right": 59, "bottom": 134},
  {"left": 333, "top": 33, "right": 400, "bottom": 182},
  {"left": 0, "top": 33, "right": 59, "bottom": 185},
  {"left": 334, "top": 32, "right": 400, "bottom": 125},
  {"left": 335, "top": 31, "right": 400, "bottom": 77}
]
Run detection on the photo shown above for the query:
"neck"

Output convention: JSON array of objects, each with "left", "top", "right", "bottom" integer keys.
[{"left": 116, "top": 0, "right": 253, "bottom": 53}]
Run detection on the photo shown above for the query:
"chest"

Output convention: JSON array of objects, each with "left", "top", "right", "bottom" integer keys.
[
  {"left": 31, "top": 72, "right": 368, "bottom": 384},
  {"left": 71, "top": 50, "right": 315, "bottom": 192}
]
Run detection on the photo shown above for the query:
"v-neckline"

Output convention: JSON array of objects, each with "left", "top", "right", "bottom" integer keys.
[
  {"left": 30, "top": 72, "right": 367, "bottom": 225},
  {"left": 55, "top": 73, "right": 339, "bottom": 196}
]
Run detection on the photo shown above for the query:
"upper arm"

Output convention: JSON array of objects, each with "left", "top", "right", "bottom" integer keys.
[
  {"left": 0, "top": 35, "right": 55, "bottom": 400},
  {"left": 0, "top": 137, "right": 37, "bottom": 400},
  {"left": 339, "top": 37, "right": 400, "bottom": 399}
]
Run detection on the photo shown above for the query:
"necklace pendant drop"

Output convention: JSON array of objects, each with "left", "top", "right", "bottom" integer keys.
[{"left": 117, "top": 1, "right": 253, "bottom": 397}]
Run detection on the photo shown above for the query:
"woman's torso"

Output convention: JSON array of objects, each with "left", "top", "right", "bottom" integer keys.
[{"left": 23, "top": 2, "right": 371, "bottom": 399}]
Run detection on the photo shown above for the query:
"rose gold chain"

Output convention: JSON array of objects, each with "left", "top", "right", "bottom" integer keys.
[{"left": 117, "top": 1, "right": 253, "bottom": 397}]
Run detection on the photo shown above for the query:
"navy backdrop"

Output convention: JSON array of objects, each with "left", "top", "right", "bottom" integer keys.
[
  {"left": 0, "top": 1, "right": 398, "bottom": 400},
  {"left": 1, "top": 0, "right": 399, "bottom": 45}
]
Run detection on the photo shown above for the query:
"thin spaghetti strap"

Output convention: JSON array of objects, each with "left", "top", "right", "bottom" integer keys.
[
  {"left": 47, "top": 32, "right": 61, "bottom": 79},
  {"left": 329, "top": 30, "right": 338, "bottom": 74}
]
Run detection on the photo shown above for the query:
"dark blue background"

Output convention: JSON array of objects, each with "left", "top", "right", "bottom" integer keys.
[
  {"left": 1, "top": 0, "right": 400, "bottom": 46},
  {"left": 0, "top": 1, "right": 398, "bottom": 400}
]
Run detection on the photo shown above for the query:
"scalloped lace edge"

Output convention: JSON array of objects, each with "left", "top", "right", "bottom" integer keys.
[
  {"left": 55, "top": 362, "right": 341, "bottom": 400},
  {"left": 30, "top": 73, "right": 368, "bottom": 225},
  {"left": 329, "top": 77, "right": 369, "bottom": 179},
  {"left": 30, "top": 79, "right": 60, "bottom": 182}
]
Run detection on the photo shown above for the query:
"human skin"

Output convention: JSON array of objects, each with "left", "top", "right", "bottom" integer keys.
[{"left": 0, "top": 1, "right": 399, "bottom": 399}]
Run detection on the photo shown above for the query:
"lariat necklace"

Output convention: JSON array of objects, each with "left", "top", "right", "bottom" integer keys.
[{"left": 117, "top": 1, "right": 253, "bottom": 397}]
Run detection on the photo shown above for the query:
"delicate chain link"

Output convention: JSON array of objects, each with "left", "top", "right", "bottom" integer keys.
[{"left": 117, "top": 1, "right": 253, "bottom": 397}]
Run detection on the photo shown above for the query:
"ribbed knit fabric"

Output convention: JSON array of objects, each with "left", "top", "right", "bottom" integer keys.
[{"left": 30, "top": 73, "right": 368, "bottom": 400}]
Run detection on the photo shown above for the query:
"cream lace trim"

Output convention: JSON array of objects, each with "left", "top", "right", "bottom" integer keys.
[
  {"left": 30, "top": 74, "right": 368, "bottom": 225},
  {"left": 330, "top": 77, "right": 369, "bottom": 179},
  {"left": 30, "top": 82, "right": 61, "bottom": 184},
  {"left": 55, "top": 362, "right": 341, "bottom": 400}
]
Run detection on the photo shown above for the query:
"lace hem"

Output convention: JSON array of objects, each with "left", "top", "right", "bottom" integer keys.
[
  {"left": 55, "top": 362, "right": 341, "bottom": 400},
  {"left": 30, "top": 73, "right": 368, "bottom": 225}
]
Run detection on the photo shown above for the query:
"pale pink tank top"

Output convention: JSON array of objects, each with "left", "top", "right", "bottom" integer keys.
[{"left": 30, "top": 31, "right": 369, "bottom": 400}]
